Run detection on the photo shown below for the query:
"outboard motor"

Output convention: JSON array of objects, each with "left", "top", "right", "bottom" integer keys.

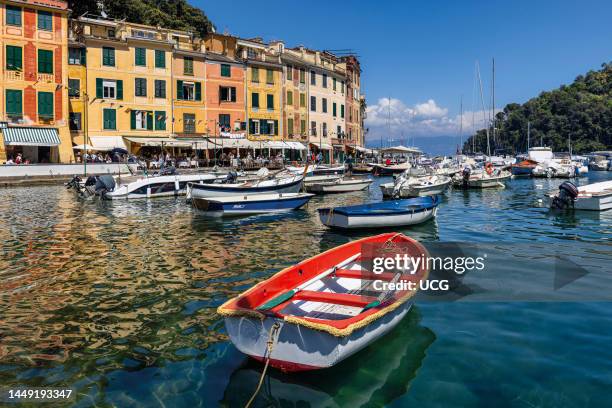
[
  {"left": 94, "top": 175, "right": 116, "bottom": 198},
  {"left": 66, "top": 175, "right": 82, "bottom": 190},
  {"left": 461, "top": 167, "right": 471, "bottom": 189},
  {"left": 552, "top": 181, "right": 579, "bottom": 209}
]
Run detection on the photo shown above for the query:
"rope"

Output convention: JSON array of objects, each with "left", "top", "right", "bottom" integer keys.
[{"left": 244, "top": 322, "right": 282, "bottom": 408}]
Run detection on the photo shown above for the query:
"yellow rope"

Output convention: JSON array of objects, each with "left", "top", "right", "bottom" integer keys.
[{"left": 244, "top": 322, "right": 282, "bottom": 408}]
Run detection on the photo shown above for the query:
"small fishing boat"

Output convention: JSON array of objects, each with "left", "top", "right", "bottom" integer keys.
[
  {"left": 452, "top": 166, "right": 511, "bottom": 189},
  {"left": 545, "top": 180, "right": 612, "bottom": 211},
  {"left": 218, "top": 233, "right": 429, "bottom": 371},
  {"left": 371, "top": 162, "right": 411, "bottom": 176},
  {"left": 286, "top": 165, "right": 345, "bottom": 176},
  {"left": 589, "top": 156, "right": 610, "bottom": 171},
  {"left": 187, "top": 174, "right": 304, "bottom": 199},
  {"left": 511, "top": 159, "right": 538, "bottom": 177},
  {"left": 303, "top": 174, "right": 342, "bottom": 187},
  {"left": 318, "top": 196, "right": 440, "bottom": 229},
  {"left": 306, "top": 177, "right": 373, "bottom": 194},
  {"left": 352, "top": 163, "right": 373, "bottom": 174},
  {"left": 380, "top": 174, "right": 451, "bottom": 198},
  {"left": 192, "top": 192, "right": 314, "bottom": 216}
]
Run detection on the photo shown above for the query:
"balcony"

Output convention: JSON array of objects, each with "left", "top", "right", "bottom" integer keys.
[
  {"left": 5, "top": 71, "right": 23, "bottom": 81},
  {"left": 37, "top": 73, "right": 55, "bottom": 83}
]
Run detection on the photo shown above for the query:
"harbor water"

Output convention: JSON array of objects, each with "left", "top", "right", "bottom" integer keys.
[{"left": 0, "top": 172, "right": 611, "bottom": 407}]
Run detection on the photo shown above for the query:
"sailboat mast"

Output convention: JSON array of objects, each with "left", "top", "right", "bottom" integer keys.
[
  {"left": 527, "top": 121, "right": 530, "bottom": 151},
  {"left": 387, "top": 96, "right": 391, "bottom": 148},
  {"left": 476, "top": 61, "right": 490, "bottom": 157},
  {"left": 492, "top": 58, "right": 495, "bottom": 151},
  {"left": 459, "top": 95, "right": 463, "bottom": 154}
]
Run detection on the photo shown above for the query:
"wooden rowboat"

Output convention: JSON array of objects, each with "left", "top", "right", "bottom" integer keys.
[{"left": 218, "top": 233, "right": 429, "bottom": 372}]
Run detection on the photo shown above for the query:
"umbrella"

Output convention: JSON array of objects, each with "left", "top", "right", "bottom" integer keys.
[{"left": 110, "top": 147, "right": 129, "bottom": 155}]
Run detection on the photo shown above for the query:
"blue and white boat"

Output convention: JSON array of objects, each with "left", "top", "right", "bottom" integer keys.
[
  {"left": 318, "top": 196, "right": 441, "bottom": 229},
  {"left": 192, "top": 193, "right": 314, "bottom": 217},
  {"left": 187, "top": 174, "right": 304, "bottom": 199}
]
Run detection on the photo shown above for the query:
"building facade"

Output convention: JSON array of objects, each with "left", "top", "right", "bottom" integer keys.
[
  {"left": 343, "top": 55, "right": 363, "bottom": 148},
  {"left": 0, "top": 0, "right": 71, "bottom": 163},
  {"left": 278, "top": 44, "right": 309, "bottom": 146}
]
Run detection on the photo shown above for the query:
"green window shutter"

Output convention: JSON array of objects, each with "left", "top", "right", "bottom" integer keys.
[
  {"left": 103, "top": 109, "right": 116, "bottom": 130},
  {"left": 37, "top": 10, "right": 52, "bottom": 31},
  {"left": 249, "top": 119, "right": 255, "bottom": 134},
  {"left": 155, "top": 50, "right": 165, "bottom": 68},
  {"left": 288, "top": 118, "right": 293, "bottom": 134},
  {"left": 341, "top": 104, "right": 345, "bottom": 118},
  {"left": 184, "top": 57, "right": 193, "bottom": 75},
  {"left": 274, "top": 120, "right": 279, "bottom": 135},
  {"left": 251, "top": 67, "right": 259, "bottom": 82},
  {"left": 135, "top": 48, "right": 146, "bottom": 66},
  {"left": 6, "top": 46, "right": 22, "bottom": 71},
  {"left": 81, "top": 48, "right": 87, "bottom": 66},
  {"left": 37, "top": 49, "right": 53, "bottom": 74},
  {"left": 6, "top": 5, "right": 22, "bottom": 26},
  {"left": 266, "top": 69, "right": 273, "bottom": 84},
  {"left": 130, "top": 111, "right": 136, "bottom": 130},
  {"left": 252, "top": 92, "right": 259, "bottom": 108},
  {"left": 267, "top": 94, "right": 274, "bottom": 109},
  {"left": 116, "top": 80, "right": 123, "bottom": 100},
  {"left": 177, "top": 80, "right": 184, "bottom": 99},
  {"left": 6, "top": 90, "right": 23, "bottom": 115},
  {"left": 135, "top": 78, "right": 146, "bottom": 97},
  {"left": 230, "top": 87, "right": 236, "bottom": 102},
  {"left": 147, "top": 111, "right": 154, "bottom": 130},
  {"left": 260, "top": 119, "right": 267, "bottom": 135},
  {"left": 38, "top": 92, "right": 53, "bottom": 119},
  {"left": 221, "top": 64, "right": 230, "bottom": 77},
  {"left": 195, "top": 82, "right": 202, "bottom": 100},
  {"left": 96, "top": 78, "right": 103, "bottom": 98},
  {"left": 155, "top": 111, "right": 166, "bottom": 130},
  {"left": 103, "top": 47, "right": 115, "bottom": 66},
  {"left": 287, "top": 91, "right": 293, "bottom": 105},
  {"left": 333, "top": 103, "right": 337, "bottom": 117}
]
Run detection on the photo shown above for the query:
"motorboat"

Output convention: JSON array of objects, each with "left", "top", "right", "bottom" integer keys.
[
  {"left": 589, "top": 156, "right": 610, "bottom": 171},
  {"left": 352, "top": 163, "right": 373, "bottom": 174},
  {"left": 191, "top": 193, "right": 314, "bottom": 216},
  {"left": 304, "top": 174, "right": 342, "bottom": 187},
  {"left": 318, "top": 196, "right": 440, "bottom": 229},
  {"left": 371, "top": 162, "right": 411, "bottom": 176},
  {"left": 452, "top": 166, "right": 511, "bottom": 189},
  {"left": 545, "top": 180, "right": 612, "bottom": 211},
  {"left": 306, "top": 176, "right": 373, "bottom": 194},
  {"left": 380, "top": 174, "right": 451, "bottom": 198},
  {"left": 286, "top": 165, "right": 345, "bottom": 176},
  {"left": 218, "top": 233, "right": 429, "bottom": 371},
  {"left": 511, "top": 159, "right": 538, "bottom": 177},
  {"left": 532, "top": 159, "right": 576, "bottom": 178},
  {"left": 187, "top": 174, "right": 304, "bottom": 199}
]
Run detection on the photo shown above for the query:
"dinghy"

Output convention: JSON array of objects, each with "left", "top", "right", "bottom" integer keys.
[
  {"left": 192, "top": 193, "right": 314, "bottom": 216},
  {"left": 380, "top": 174, "right": 451, "bottom": 198},
  {"left": 218, "top": 233, "right": 429, "bottom": 371},
  {"left": 544, "top": 180, "right": 612, "bottom": 211},
  {"left": 306, "top": 177, "right": 373, "bottom": 194},
  {"left": 452, "top": 166, "right": 511, "bottom": 188},
  {"left": 187, "top": 174, "right": 304, "bottom": 199},
  {"left": 318, "top": 196, "right": 440, "bottom": 229},
  {"left": 511, "top": 159, "right": 538, "bottom": 177}
]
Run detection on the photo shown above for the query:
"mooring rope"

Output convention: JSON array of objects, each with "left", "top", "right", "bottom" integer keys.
[{"left": 244, "top": 322, "right": 282, "bottom": 408}]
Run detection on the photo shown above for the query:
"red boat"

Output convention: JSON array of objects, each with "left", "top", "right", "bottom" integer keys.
[
  {"left": 218, "top": 233, "right": 429, "bottom": 371},
  {"left": 511, "top": 159, "right": 538, "bottom": 176}
]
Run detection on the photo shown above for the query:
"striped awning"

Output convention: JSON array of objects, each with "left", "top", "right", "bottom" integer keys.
[{"left": 1, "top": 127, "right": 60, "bottom": 146}]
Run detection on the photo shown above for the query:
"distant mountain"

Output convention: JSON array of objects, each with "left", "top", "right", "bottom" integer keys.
[
  {"left": 68, "top": 0, "right": 215, "bottom": 37},
  {"left": 464, "top": 62, "right": 612, "bottom": 154}
]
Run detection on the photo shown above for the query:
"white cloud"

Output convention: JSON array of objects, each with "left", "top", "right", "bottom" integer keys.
[{"left": 364, "top": 97, "right": 494, "bottom": 145}]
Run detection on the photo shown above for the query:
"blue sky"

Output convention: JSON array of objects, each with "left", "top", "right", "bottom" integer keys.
[{"left": 196, "top": 0, "right": 612, "bottom": 149}]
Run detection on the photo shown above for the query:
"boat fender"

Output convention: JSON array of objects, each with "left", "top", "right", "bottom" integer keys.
[{"left": 485, "top": 163, "right": 494, "bottom": 175}]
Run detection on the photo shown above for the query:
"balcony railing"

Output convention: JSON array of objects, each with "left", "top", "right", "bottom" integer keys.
[{"left": 5, "top": 71, "right": 23, "bottom": 81}]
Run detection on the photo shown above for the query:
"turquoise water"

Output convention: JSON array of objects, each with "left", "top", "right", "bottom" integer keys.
[{"left": 0, "top": 172, "right": 610, "bottom": 407}]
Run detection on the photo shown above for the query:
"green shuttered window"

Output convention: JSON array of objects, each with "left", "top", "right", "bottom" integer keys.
[
  {"left": 6, "top": 45, "right": 22, "bottom": 71},
  {"left": 195, "top": 82, "right": 201, "bottom": 101},
  {"left": 135, "top": 48, "right": 146, "bottom": 66},
  {"left": 103, "top": 109, "right": 116, "bottom": 130},
  {"left": 155, "top": 50, "right": 165, "bottom": 68},
  {"left": 266, "top": 94, "right": 274, "bottom": 110},
  {"left": 288, "top": 118, "right": 294, "bottom": 135},
  {"left": 102, "top": 47, "right": 115, "bottom": 66},
  {"left": 38, "top": 49, "right": 54, "bottom": 74},
  {"left": 221, "top": 64, "right": 231, "bottom": 77},
  {"left": 184, "top": 57, "right": 193, "bottom": 75},
  {"left": 135, "top": 78, "right": 147, "bottom": 97},
  {"left": 6, "top": 5, "right": 22, "bottom": 26},
  {"left": 6, "top": 90, "right": 23, "bottom": 116},
  {"left": 252, "top": 92, "right": 259, "bottom": 108},
  {"left": 333, "top": 102, "right": 337, "bottom": 117},
  {"left": 341, "top": 104, "right": 345, "bottom": 118},
  {"left": 266, "top": 69, "right": 274, "bottom": 84},
  {"left": 38, "top": 92, "right": 54, "bottom": 119},
  {"left": 155, "top": 80, "right": 166, "bottom": 98},
  {"left": 287, "top": 91, "right": 293, "bottom": 105},
  {"left": 37, "top": 10, "right": 52, "bottom": 31},
  {"left": 155, "top": 111, "right": 166, "bottom": 130}
]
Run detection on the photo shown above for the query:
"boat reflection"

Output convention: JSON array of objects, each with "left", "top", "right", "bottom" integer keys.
[{"left": 221, "top": 307, "right": 435, "bottom": 407}]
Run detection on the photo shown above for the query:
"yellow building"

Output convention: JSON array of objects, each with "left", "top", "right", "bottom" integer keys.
[
  {"left": 276, "top": 42, "right": 309, "bottom": 144},
  {"left": 0, "top": 0, "right": 72, "bottom": 163},
  {"left": 69, "top": 17, "right": 185, "bottom": 153},
  {"left": 237, "top": 38, "right": 282, "bottom": 141}
]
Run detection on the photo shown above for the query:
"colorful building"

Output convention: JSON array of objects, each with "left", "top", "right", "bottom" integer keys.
[
  {"left": 278, "top": 43, "right": 309, "bottom": 146},
  {"left": 0, "top": 0, "right": 71, "bottom": 163},
  {"left": 342, "top": 55, "right": 363, "bottom": 149}
]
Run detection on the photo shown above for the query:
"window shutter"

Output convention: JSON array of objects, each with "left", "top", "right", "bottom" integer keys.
[
  {"left": 195, "top": 82, "right": 202, "bottom": 100},
  {"left": 96, "top": 78, "right": 103, "bottom": 98},
  {"left": 177, "top": 80, "right": 184, "bottom": 99},
  {"left": 260, "top": 119, "right": 268, "bottom": 135},
  {"left": 274, "top": 120, "right": 279, "bottom": 135},
  {"left": 249, "top": 119, "right": 255, "bottom": 134},
  {"left": 130, "top": 110, "right": 136, "bottom": 130},
  {"left": 155, "top": 111, "right": 166, "bottom": 130},
  {"left": 231, "top": 87, "right": 236, "bottom": 102},
  {"left": 81, "top": 48, "right": 86, "bottom": 65},
  {"left": 116, "top": 80, "right": 123, "bottom": 100},
  {"left": 147, "top": 111, "right": 154, "bottom": 130}
]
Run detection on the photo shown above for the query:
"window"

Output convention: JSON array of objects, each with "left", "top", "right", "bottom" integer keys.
[
  {"left": 132, "top": 29, "right": 155, "bottom": 39},
  {"left": 251, "top": 67, "right": 259, "bottom": 83},
  {"left": 220, "top": 64, "right": 231, "bottom": 77},
  {"left": 252, "top": 92, "right": 259, "bottom": 108},
  {"left": 247, "top": 49, "right": 258, "bottom": 59},
  {"left": 287, "top": 118, "right": 294, "bottom": 135},
  {"left": 37, "top": 10, "right": 52, "bottom": 31},
  {"left": 287, "top": 90, "right": 293, "bottom": 105},
  {"left": 6, "top": 5, "right": 21, "bottom": 26},
  {"left": 69, "top": 112, "right": 82, "bottom": 131},
  {"left": 155, "top": 50, "right": 165, "bottom": 68},
  {"left": 219, "top": 114, "right": 230, "bottom": 131},
  {"left": 249, "top": 119, "right": 260, "bottom": 135},
  {"left": 266, "top": 69, "right": 274, "bottom": 84},
  {"left": 300, "top": 119, "right": 306, "bottom": 135},
  {"left": 103, "top": 109, "right": 116, "bottom": 129},
  {"left": 108, "top": 29, "right": 115, "bottom": 38},
  {"left": 183, "top": 113, "right": 196, "bottom": 133},
  {"left": 132, "top": 110, "right": 150, "bottom": 130},
  {"left": 300, "top": 93, "right": 306, "bottom": 108},
  {"left": 310, "top": 121, "right": 317, "bottom": 136},
  {"left": 299, "top": 68, "right": 305, "bottom": 84},
  {"left": 322, "top": 74, "right": 328, "bottom": 88},
  {"left": 310, "top": 71, "right": 316, "bottom": 85},
  {"left": 341, "top": 104, "right": 345, "bottom": 118},
  {"left": 322, "top": 98, "right": 328, "bottom": 113},
  {"left": 184, "top": 57, "right": 194, "bottom": 75},
  {"left": 266, "top": 120, "right": 276, "bottom": 135},
  {"left": 310, "top": 96, "right": 316, "bottom": 112},
  {"left": 6, "top": 45, "right": 22, "bottom": 71},
  {"left": 68, "top": 79, "right": 80, "bottom": 97},
  {"left": 6, "top": 89, "right": 22, "bottom": 119},
  {"left": 69, "top": 48, "right": 85, "bottom": 65},
  {"left": 337, "top": 126, "right": 342, "bottom": 137},
  {"left": 333, "top": 77, "right": 337, "bottom": 91},
  {"left": 287, "top": 65, "right": 293, "bottom": 80},
  {"left": 341, "top": 81, "right": 345, "bottom": 94},
  {"left": 154, "top": 80, "right": 166, "bottom": 98},
  {"left": 38, "top": 49, "right": 53, "bottom": 74},
  {"left": 220, "top": 86, "right": 236, "bottom": 102},
  {"left": 322, "top": 122, "right": 328, "bottom": 137},
  {"left": 177, "top": 81, "right": 200, "bottom": 101},
  {"left": 333, "top": 102, "right": 337, "bottom": 117},
  {"left": 135, "top": 47, "right": 146, "bottom": 66},
  {"left": 267, "top": 94, "right": 274, "bottom": 110},
  {"left": 102, "top": 47, "right": 115, "bottom": 66},
  {"left": 155, "top": 111, "right": 166, "bottom": 130},
  {"left": 103, "top": 80, "right": 116, "bottom": 99},
  {"left": 135, "top": 78, "right": 147, "bottom": 97},
  {"left": 38, "top": 92, "right": 53, "bottom": 120}
]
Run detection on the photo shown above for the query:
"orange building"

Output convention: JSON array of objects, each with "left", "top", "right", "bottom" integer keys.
[{"left": 0, "top": 0, "right": 72, "bottom": 163}]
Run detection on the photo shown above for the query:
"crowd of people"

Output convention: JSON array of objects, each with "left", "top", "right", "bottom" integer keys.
[{"left": 4, "top": 153, "right": 29, "bottom": 165}]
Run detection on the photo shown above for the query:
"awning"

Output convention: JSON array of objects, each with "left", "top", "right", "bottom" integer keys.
[
  {"left": 264, "top": 141, "right": 286, "bottom": 149},
  {"left": 89, "top": 136, "right": 128, "bottom": 151},
  {"left": 310, "top": 142, "right": 332, "bottom": 150},
  {"left": 381, "top": 145, "right": 422, "bottom": 154},
  {"left": 284, "top": 141, "right": 307, "bottom": 150},
  {"left": 333, "top": 144, "right": 344, "bottom": 149},
  {"left": 124, "top": 137, "right": 193, "bottom": 147},
  {"left": 355, "top": 146, "right": 368, "bottom": 152},
  {"left": 1, "top": 127, "right": 60, "bottom": 146}
]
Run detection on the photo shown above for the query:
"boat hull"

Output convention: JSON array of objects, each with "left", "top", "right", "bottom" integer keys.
[
  {"left": 307, "top": 179, "right": 372, "bottom": 194},
  {"left": 189, "top": 176, "right": 303, "bottom": 198},
  {"left": 380, "top": 179, "right": 450, "bottom": 198},
  {"left": 511, "top": 166, "right": 534, "bottom": 176},
  {"left": 319, "top": 205, "right": 437, "bottom": 229},
  {"left": 545, "top": 181, "right": 612, "bottom": 211},
  {"left": 224, "top": 301, "right": 412, "bottom": 371},
  {"left": 106, "top": 174, "right": 220, "bottom": 200},
  {"left": 192, "top": 193, "right": 313, "bottom": 216}
]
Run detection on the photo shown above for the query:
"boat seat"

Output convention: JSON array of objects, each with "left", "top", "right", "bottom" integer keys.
[{"left": 292, "top": 290, "right": 376, "bottom": 308}]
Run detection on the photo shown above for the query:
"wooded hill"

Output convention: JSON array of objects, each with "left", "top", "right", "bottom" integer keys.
[{"left": 464, "top": 62, "right": 612, "bottom": 154}]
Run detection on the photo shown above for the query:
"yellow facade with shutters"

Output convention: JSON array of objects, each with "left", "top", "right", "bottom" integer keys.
[{"left": 246, "top": 63, "right": 282, "bottom": 141}]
